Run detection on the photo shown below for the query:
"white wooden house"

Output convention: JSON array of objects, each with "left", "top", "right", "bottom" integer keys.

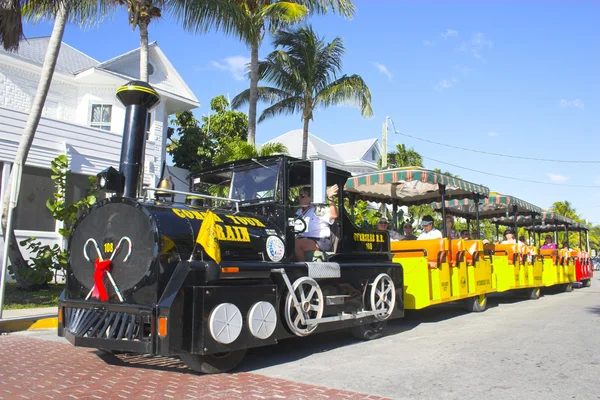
[
  {"left": 264, "top": 129, "right": 381, "bottom": 175},
  {"left": 0, "top": 38, "right": 199, "bottom": 264}
]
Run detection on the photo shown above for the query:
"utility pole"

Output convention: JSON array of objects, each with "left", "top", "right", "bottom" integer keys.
[{"left": 381, "top": 117, "right": 388, "bottom": 169}]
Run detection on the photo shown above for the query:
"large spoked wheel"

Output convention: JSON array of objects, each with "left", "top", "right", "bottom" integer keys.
[
  {"left": 525, "top": 287, "right": 541, "bottom": 300},
  {"left": 350, "top": 321, "right": 388, "bottom": 341},
  {"left": 285, "top": 277, "right": 324, "bottom": 337},
  {"left": 465, "top": 294, "right": 487, "bottom": 312},
  {"left": 369, "top": 273, "right": 396, "bottom": 321},
  {"left": 180, "top": 349, "right": 247, "bottom": 374}
]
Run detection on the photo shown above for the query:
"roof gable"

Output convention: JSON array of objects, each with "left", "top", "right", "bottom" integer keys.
[
  {"left": 267, "top": 130, "right": 379, "bottom": 162},
  {"left": 92, "top": 42, "right": 198, "bottom": 103},
  {"left": 0, "top": 37, "right": 99, "bottom": 74}
]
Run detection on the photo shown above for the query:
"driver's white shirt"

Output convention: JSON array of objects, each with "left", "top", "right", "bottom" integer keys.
[{"left": 296, "top": 206, "right": 333, "bottom": 238}]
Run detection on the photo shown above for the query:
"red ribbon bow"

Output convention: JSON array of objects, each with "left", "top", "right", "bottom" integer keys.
[{"left": 93, "top": 258, "right": 112, "bottom": 301}]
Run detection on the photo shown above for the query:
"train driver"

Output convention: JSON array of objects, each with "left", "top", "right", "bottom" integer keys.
[{"left": 294, "top": 185, "right": 339, "bottom": 261}]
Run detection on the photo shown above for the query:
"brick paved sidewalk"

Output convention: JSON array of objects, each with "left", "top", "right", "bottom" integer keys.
[{"left": 0, "top": 336, "right": 388, "bottom": 399}]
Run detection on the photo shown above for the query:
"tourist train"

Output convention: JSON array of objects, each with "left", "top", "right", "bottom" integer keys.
[{"left": 57, "top": 82, "right": 592, "bottom": 373}]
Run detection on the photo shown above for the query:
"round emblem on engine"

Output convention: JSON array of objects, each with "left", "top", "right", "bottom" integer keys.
[{"left": 266, "top": 236, "right": 285, "bottom": 262}]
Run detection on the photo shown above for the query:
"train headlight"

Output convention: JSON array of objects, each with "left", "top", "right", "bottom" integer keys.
[{"left": 97, "top": 167, "right": 124, "bottom": 193}]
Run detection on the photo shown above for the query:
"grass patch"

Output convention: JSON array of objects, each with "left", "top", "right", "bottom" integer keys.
[{"left": 3, "top": 282, "right": 64, "bottom": 309}]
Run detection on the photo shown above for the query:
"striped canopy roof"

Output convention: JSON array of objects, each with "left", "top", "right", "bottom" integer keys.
[
  {"left": 344, "top": 167, "right": 489, "bottom": 206},
  {"left": 491, "top": 215, "right": 536, "bottom": 227},
  {"left": 521, "top": 212, "right": 580, "bottom": 232},
  {"left": 434, "top": 192, "right": 543, "bottom": 219}
]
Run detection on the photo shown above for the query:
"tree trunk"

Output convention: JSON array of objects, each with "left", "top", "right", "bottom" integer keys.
[
  {"left": 139, "top": 20, "right": 149, "bottom": 82},
  {"left": 301, "top": 117, "right": 310, "bottom": 160},
  {"left": 1, "top": 2, "right": 68, "bottom": 289},
  {"left": 247, "top": 41, "right": 259, "bottom": 146}
]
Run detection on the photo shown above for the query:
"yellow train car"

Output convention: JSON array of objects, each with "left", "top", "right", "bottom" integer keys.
[
  {"left": 345, "top": 167, "right": 494, "bottom": 312},
  {"left": 438, "top": 193, "right": 546, "bottom": 299}
]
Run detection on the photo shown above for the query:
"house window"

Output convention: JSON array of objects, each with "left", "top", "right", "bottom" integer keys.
[
  {"left": 90, "top": 104, "right": 112, "bottom": 131},
  {"left": 372, "top": 149, "right": 376, "bottom": 160}
]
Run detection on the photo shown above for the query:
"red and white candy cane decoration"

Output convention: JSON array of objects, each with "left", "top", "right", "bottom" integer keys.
[{"left": 83, "top": 237, "right": 132, "bottom": 302}]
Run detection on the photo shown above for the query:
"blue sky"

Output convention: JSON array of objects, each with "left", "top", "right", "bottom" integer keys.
[{"left": 22, "top": 1, "right": 600, "bottom": 224}]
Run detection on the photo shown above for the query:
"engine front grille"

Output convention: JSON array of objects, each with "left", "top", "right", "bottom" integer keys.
[{"left": 65, "top": 307, "right": 152, "bottom": 342}]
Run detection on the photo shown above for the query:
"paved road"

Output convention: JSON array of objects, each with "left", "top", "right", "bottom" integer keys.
[{"left": 4, "top": 278, "right": 600, "bottom": 399}]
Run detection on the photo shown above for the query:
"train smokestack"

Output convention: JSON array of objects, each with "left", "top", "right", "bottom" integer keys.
[{"left": 115, "top": 81, "right": 160, "bottom": 198}]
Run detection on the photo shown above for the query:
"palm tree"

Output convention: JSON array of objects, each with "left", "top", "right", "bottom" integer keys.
[
  {"left": 0, "top": 0, "right": 238, "bottom": 284},
  {"left": 232, "top": 25, "right": 372, "bottom": 159},
  {"left": 184, "top": 1, "right": 355, "bottom": 146},
  {"left": 0, "top": 1, "right": 111, "bottom": 286},
  {"left": 550, "top": 200, "right": 579, "bottom": 220},
  {"left": 380, "top": 144, "right": 423, "bottom": 169},
  {"left": 214, "top": 139, "right": 288, "bottom": 165}
]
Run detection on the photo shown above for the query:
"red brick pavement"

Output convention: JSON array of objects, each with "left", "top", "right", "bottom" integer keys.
[{"left": 0, "top": 336, "right": 388, "bottom": 400}]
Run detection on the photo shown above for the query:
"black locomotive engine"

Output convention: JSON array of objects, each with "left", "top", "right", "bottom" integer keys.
[{"left": 58, "top": 81, "right": 404, "bottom": 373}]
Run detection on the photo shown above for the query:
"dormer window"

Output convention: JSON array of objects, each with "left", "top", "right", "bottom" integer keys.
[
  {"left": 90, "top": 104, "right": 112, "bottom": 131},
  {"left": 372, "top": 149, "right": 376, "bottom": 160}
]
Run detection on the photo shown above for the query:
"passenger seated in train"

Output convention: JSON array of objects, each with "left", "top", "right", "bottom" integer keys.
[
  {"left": 377, "top": 217, "right": 404, "bottom": 241},
  {"left": 460, "top": 230, "right": 470, "bottom": 239},
  {"left": 403, "top": 222, "right": 418, "bottom": 240},
  {"left": 540, "top": 235, "right": 557, "bottom": 250},
  {"left": 294, "top": 184, "right": 339, "bottom": 261},
  {"left": 501, "top": 229, "right": 516, "bottom": 244},
  {"left": 445, "top": 216, "right": 459, "bottom": 239},
  {"left": 417, "top": 215, "right": 443, "bottom": 240}
]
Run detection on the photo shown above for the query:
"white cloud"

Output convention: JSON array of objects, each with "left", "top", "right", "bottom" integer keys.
[
  {"left": 435, "top": 77, "right": 457, "bottom": 91},
  {"left": 442, "top": 29, "right": 458, "bottom": 38},
  {"left": 560, "top": 99, "right": 584, "bottom": 109},
  {"left": 210, "top": 56, "right": 250, "bottom": 81},
  {"left": 423, "top": 39, "right": 433, "bottom": 46},
  {"left": 488, "top": 132, "right": 498, "bottom": 137},
  {"left": 454, "top": 64, "right": 472, "bottom": 76},
  {"left": 547, "top": 173, "right": 568, "bottom": 183},
  {"left": 373, "top": 62, "right": 393, "bottom": 80},
  {"left": 458, "top": 32, "right": 493, "bottom": 60}
]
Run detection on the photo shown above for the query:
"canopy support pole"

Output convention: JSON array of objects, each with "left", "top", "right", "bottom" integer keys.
[
  {"left": 439, "top": 184, "right": 447, "bottom": 238},
  {"left": 475, "top": 194, "right": 481, "bottom": 240},
  {"left": 512, "top": 205, "right": 518, "bottom": 239},
  {"left": 392, "top": 199, "right": 399, "bottom": 231},
  {"left": 466, "top": 217, "right": 471, "bottom": 237},
  {"left": 554, "top": 226, "right": 558, "bottom": 246},
  {"left": 586, "top": 231, "right": 590, "bottom": 253}
]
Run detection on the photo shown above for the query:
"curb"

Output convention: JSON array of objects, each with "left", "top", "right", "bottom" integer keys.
[{"left": 0, "top": 315, "right": 58, "bottom": 332}]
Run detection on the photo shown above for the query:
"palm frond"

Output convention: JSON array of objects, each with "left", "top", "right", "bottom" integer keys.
[
  {"left": 316, "top": 74, "right": 373, "bottom": 118},
  {"left": 258, "top": 142, "right": 289, "bottom": 157},
  {"left": 0, "top": 0, "right": 23, "bottom": 51},
  {"left": 232, "top": 86, "right": 292, "bottom": 110},
  {"left": 259, "top": 1, "right": 307, "bottom": 31},
  {"left": 295, "top": 0, "right": 355, "bottom": 19},
  {"left": 258, "top": 96, "right": 303, "bottom": 123}
]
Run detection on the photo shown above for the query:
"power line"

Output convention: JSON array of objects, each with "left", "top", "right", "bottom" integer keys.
[
  {"left": 422, "top": 155, "right": 600, "bottom": 188},
  {"left": 397, "top": 131, "right": 600, "bottom": 164}
]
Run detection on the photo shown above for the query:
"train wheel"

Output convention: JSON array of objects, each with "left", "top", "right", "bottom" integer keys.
[
  {"left": 180, "top": 349, "right": 247, "bottom": 374},
  {"left": 284, "top": 277, "right": 324, "bottom": 337},
  {"left": 562, "top": 283, "right": 573, "bottom": 292},
  {"left": 369, "top": 273, "right": 396, "bottom": 321},
  {"left": 526, "top": 287, "right": 541, "bottom": 300},
  {"left": 350, "top": 321, "right": 387, "bottom": 341},
  {"left": 583, "top": 279, "right": 591, "bottom": 288},
  {"left": 465, "top": 294, "right": 487, "bottom": 312}
]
